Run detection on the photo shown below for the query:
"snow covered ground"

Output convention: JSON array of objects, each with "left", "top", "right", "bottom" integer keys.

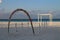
[
  {"left": 0, "top": 22, "right": 60, "bottom": 40},
  {"left": 0, "top": 26, "right": 60, "bottom": 40}
]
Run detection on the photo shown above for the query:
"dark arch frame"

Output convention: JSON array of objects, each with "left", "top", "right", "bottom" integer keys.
[{"left": 8, "top": 9, "right": 35, "bottom": 35}]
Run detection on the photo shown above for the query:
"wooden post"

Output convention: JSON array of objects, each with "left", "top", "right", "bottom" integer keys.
[
  {"left": 15, "top": 23, "right": 18, "bottom": 32},
  {"left": 21, "top": 22, "right": 23, "bottom": 29},
  {"left": 27, "top": 22, "right": 29, "bottom": 27}
]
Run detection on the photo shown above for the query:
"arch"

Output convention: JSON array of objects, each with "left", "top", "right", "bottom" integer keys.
[{"left": 8, "top": 9, "right": 35, "bottom": 35}]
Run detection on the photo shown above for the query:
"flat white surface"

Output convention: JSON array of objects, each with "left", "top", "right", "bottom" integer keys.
[
  {"left": 0, "top": 22, "right": 60, "bottom": 40},
  {"left": 0, "top": 26, "right": 60, "bottom": 40}
]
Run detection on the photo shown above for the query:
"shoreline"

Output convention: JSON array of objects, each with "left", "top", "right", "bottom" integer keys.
[{"left": 0, "top": 21, "right": 60, "bottom": 28}]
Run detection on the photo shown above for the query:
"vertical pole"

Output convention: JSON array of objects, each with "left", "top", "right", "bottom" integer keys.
[
  {"left": 15, "top": 23, "right": 18, "bottom": 32},
  {"left": 21, "top": 22, "right": 23, "bottom": 28},
  {"left": 40, "top": 15, "right": 42, "bottom": 30},
  {"left": 38, "top": 14, "right": 40, "bottom": 33},
  {"left": 38, "top": 14, "right": 39, "bottom": 27},
  {"left": 27, "top": 22, "right": 29, "bottom": 27},
  {"left": 50, "top": 14, "right": 52, "bottom": 26}
]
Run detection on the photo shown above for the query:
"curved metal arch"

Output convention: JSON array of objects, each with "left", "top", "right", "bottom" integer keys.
[{"left": 8, "top": 9, "right": 35, "bottom": 35}]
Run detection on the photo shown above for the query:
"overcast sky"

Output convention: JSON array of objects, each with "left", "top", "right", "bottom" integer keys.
[
  {"left": 0, "top": 0, "right": 60, "bottom": 12},
  {"left": 0, "top": 0, "right": 2, "bottom": 3},
  {"left": 0, "top": 0, "right": 60, "bottom": 19}
]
